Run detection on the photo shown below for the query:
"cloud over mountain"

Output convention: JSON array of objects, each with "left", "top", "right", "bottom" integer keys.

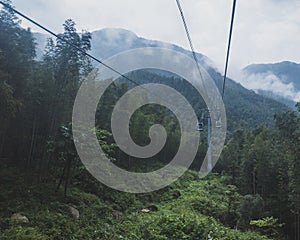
[{"left": 241, "top": 61, "right": 300, "bottom": 107}]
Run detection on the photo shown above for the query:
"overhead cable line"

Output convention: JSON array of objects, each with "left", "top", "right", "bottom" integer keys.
[
  {"left": 175, "top": 0, "right": 237, "bottom": 100},
  {"left": 175, "top": 0, "right": 204, "bottom": 81},
  {"left": 0, "top": 1, "right": 145, "bottom": 90},
  {"left": 175, "top": 0, "right": 213, "bottom": 169},
  {"left": 222, "top": 0, "right": 237, "bottom": 99},
  {"left": 1, "top": 0, "right": 211, "bottom": 120}
]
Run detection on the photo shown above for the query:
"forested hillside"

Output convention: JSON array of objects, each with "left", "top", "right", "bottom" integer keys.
[
  {"left": 34, "top": 28, "right": 290, "bottom": 130},
  {"left": 1, "top": 1, "right": 300, "bottom": 239}
]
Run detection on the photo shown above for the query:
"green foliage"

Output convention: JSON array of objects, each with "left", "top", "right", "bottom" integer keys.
[
  {"left": 0, "top": 2, "right": 298, "bottom": 239},
  {"left": 112, "top": 175, "right": 270, "bottom": 240},
  {"left": 0, "top": 164, "right": 273, "bottom": 240},
  {"left": 238, "top": 194, "right": 264, "bottom": 228},
  {"left": 218, "top": 106, "right": 300, "bottom": 239},
  {"left": 250, "top": 217, "right": 284, "bottom": 228},
  {"left": 0, "top": 81, "right": 22, "bottom": 120},
  {"left": 250, "top": 217, "right": 284, "bottom": 238},
  {"left": 0, "top": 226, "right": 47, "bottom": 240},
  {"left": 96, "top": 128, "right": 117, "bottom": 161}
]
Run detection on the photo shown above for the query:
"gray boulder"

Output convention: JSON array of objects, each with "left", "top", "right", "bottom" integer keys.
[{"left": 11, "top": 213, "right": 29, "bottom": 224}]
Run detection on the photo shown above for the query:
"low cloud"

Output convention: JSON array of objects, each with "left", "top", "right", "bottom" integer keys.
[{"left": 240, "top": 72, "right": 300, "bottom": 102}]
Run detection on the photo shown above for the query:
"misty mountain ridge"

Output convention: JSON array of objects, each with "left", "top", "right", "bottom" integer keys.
[
  {"left": 34, "top": 28, "right": 216, "bottom": 72},
  {"left": 33, "top": 28, "right": 290, "bottom": 129},
  {"left": 242, "top": 61, "right": 300, "bottom": 108}
]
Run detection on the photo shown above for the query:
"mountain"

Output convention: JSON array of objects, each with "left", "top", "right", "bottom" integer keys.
[
  {"left": 33, "top": 28, "right": 216, "bottom": 71},
  {"left": 33, "top": 28, "right": 290, "bottom": 130},
  {"left": 242, "top": 61, "right": 300, "bottom": 108}
]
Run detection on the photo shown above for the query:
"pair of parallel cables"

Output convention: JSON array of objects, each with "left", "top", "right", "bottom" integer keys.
[{"left": 175, "top": 0, "right": 237, "bottom": 99}]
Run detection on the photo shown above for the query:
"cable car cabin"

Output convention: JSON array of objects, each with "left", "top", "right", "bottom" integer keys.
[{"left": 197, "top": 121, "right": 204, "bottom": 131}]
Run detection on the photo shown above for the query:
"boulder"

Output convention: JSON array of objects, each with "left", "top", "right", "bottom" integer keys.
[
  {"left": 141, "top": 209, "right": 150, "bottom": 213},
  {"left": 11, "top": 213, "right": 29, "bottom": 224},
  {"left": 68, "top": 206, "right": 79, "bottom": 220}
]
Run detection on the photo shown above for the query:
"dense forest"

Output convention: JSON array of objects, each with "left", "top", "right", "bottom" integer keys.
[{"left": 1, "top": 1, "right": 300, "bottom": 239}]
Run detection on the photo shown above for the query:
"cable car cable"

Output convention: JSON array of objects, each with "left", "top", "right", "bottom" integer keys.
[
  {"left": 175, "top": 0, "right": 203, "bottom": 81},
  {"left": 0, "top": 1, "right": 149, "bottom": 92},
  {"left": 222, "top": 0, "right": 237, "bottom": 99}
]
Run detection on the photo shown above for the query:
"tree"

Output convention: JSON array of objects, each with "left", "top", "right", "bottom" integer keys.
[
  {"left": 275, "top": 108, "right": 300, "bottom": 239},
  {"left": 51, "top": 19, "right": 92, "bottom": 128},
  {"left": 0, "top": 0, "right": 35, "bottom": 162}
]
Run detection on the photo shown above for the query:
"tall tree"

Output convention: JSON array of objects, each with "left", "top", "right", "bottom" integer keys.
[
  {"left": 53, "top": 19, "right": 92, "bottom": 127},
  {"left": 275, "top": 108, "right": 300, "bottom": 239},
  {"left": 0, "top": 0, "right": 35, "bottom": 162},
  {"left": 42, "top": 19, "right": 92, "bottom": 192}
]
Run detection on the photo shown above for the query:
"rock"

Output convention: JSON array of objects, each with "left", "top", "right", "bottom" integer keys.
[
  {"left": 173, "top": 190, "right": 181, "bottom": 198},
  {"left": 141, "top": 205, "right": 158, "bottom": 213},
  {"left": 141, "top": 208, "right": 150, "bottom": 213},
  {"left": 68, "top": 206, "right": 79, "bottom": 220},
  {"left": 11, "top": 213, "right": 29, "bottom": 224}
]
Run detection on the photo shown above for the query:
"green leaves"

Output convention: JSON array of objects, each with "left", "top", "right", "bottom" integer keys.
[{"left": 250, "top": 217, "right": 284, "bottom": 228}]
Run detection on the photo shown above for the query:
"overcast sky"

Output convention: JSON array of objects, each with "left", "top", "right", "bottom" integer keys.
[{"left": 9, "top": 0, "right": 300, "bottom": 79}]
